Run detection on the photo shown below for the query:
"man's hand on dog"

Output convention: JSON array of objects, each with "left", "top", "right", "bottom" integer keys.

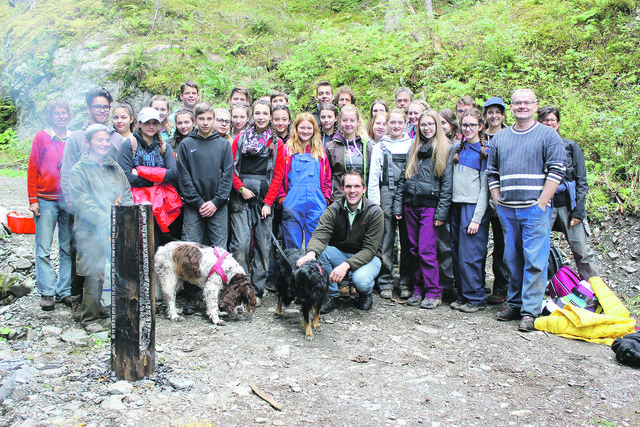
[{"left": 296, "top": 252, "right": 316, "bottom": 267}]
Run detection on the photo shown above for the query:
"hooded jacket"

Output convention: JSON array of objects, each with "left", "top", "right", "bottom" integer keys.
[
  {"left": 325, "top": 133, "right": 373, "bottom": 202},
  {"left": 177, "top": 130, "right": 233, "bottom": 210}
]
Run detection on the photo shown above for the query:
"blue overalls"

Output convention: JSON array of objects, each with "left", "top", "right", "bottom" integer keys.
[{"left": 281, "top": 152, "right": 326, "bottom": 250}]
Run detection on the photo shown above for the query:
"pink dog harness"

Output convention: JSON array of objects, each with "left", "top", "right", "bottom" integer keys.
[{"left": 208, "top": 247, "right": 230, "bottom": 284}]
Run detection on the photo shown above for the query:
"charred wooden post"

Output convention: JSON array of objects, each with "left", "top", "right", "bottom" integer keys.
[{"left": 110, "top": 204, "right": 155, "bottom": 381}]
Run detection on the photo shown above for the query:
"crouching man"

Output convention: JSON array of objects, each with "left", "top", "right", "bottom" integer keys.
[{"left": 296, "top": 169, "right": 383, "bottom": 313}]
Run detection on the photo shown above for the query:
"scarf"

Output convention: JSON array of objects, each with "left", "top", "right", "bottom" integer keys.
[{"left": 240, "top": 123, "right": 272, "bottom": 155}]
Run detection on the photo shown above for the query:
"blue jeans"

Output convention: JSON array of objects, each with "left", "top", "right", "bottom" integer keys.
[
  {"left": 497, "top": 204, "right": 551, "bottom": 317},
  {"left": 34, "top": 198, "right": 72, "bottom": 299},
  {"left": 318, "top": 246, "right": 381, "bottom": 298}
]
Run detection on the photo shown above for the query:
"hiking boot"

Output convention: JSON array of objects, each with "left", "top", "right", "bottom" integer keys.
[
  {"left": 518, "top": 315, "right": 536, "bottom": 332},
  {"left": 458, "top": 302, "right": 486, "bottom": 313},
  {"left": 99, "top": 305, "right": 111, "bottom": 319},
  {"left": 407, "top": 294, "right": 422, "bottom": 306},
  {"left": 380, "top": 289, "right": 393, "bottom": 299},
  {"left": 84, "top": 322, "right": 106, "bottom": 334},
  {"left": 60, "top": 296, "right": 73, "bottom": 307},
  {"left": 419, "top": 298, "right": 441, "bottom": 309},
  {"left": 71, "top": 295, "right": 82, "bottom": 322},
  {"left": 441, "top": 289, "right": 458, "bottom": 303},
  {"left": 487, "top": 293, "right": 507, "bottom": 305},
  {"left": 354, "top": 293, "right": 373, "bottom": 310},
  {"left": 264, "top": 281, "right": 277, "bottom": 293},
  {"left": 40, "top": 295, "right": 55, "bottom": 312},
  {"left": 339, "top": 285, "right": 350, "bottom": 298},
  {"left": 496, "top": 306, "right": 522, "bottom": 321},
  {"left": 350, "top": 286, "right": 358, "bottom": 297},
  {"left": 320, "top": 296, "right": 337, "bottom": 314},
  {"left": 399, "top": 289, "right": 412, "bottom": 299},
  {"left": 449, "top": 299, "right": 464, "bottom": 311}
]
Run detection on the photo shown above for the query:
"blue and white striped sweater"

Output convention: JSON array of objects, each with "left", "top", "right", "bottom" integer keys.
[{"left": 486, "top": 122, "right": 566, "bottom": 208}]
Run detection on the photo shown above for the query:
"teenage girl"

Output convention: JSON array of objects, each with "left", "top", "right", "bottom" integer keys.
[
  {"left": 279, "top": 112, "right": 332, "bottom": 250},
  {"left": 229, "top": 100, "right": 285, "bottom": 298},
  {"left": 368, "top": 109, "right": 413, "bottom": 299},
  {"left": 272, "top": 105, "right": 292, "bottom": 144},
  {"left": 367, "top": 112, "right": 387, "bottom": 145},
  {"left": 150, "top": 95, "right": 173, "bottom": 140},
  {"left": 319, "top": 103, "right": 339, "bottom": 146},
  {"left": 406, "top": 100, "right": 429, "bottom": 138},
  {"left": 112, "top": 102, "right": 135, "bottom": 142},
  {"left": 393, "top": 109, "right": 453, "bottom": 309},
  {"left": 325, "top": 104, "right": 372, "bottom": 203},
  {"left": 449, "top": 109, "right": 490, "bottom": 313},
  {"left": 438, "top": 108, "right": 461, "bottom": 143},
  {"left": 230, "top": 102, "right": 251, "bottom": 140},
  {"left": 116, "top": 107, "right": 181, "bottom": 249}
]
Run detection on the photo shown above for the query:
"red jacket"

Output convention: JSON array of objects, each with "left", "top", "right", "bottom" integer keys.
[
  {"left": 27, "top": 129, "right": 67, "bottom": 204},
  {"left": 231, "top": 133, "right": 285, "bottom": 207}
]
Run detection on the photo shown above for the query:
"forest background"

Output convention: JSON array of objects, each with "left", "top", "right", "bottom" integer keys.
[{"left": 0, "top": 0, "right": 639, "bottom": 217}]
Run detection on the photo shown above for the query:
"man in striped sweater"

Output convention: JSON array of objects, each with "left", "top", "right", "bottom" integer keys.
[{"left": 486, "top": 88, "right": 566, "bottom": 332}]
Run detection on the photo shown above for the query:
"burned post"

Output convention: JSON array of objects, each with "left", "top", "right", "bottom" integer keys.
[{"left": 111, "top": 204, "right": 155, "bottom": 381}]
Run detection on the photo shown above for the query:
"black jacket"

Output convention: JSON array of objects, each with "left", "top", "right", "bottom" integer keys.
[
  {"left": 553, "top": 138, "right": 588, "bottom": 221},
  {"left": 177, "top": 130, "right": 233, "bottom": 209},
  {"left": 392, "top": 141, "right": 453, "bottom": 222}
]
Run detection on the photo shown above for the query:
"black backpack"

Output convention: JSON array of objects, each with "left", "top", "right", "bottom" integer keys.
[
  {"left": 548, "top": 244, "right": 564, "bottom": 280},
  {"left": 611, "top": 332, "right": 640, "bottom": 368}
]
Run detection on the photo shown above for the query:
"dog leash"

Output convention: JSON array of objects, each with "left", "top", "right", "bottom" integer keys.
[{"left": 269, "top": 229, "right": 296, "bottom": 273}]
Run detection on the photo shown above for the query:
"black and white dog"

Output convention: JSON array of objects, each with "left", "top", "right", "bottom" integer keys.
[
  {"left": 275, "top": 248, "right": 329, "bottom": 340},
  {"left": 155, "top": 241, "right": 256, "bottom": 325}
]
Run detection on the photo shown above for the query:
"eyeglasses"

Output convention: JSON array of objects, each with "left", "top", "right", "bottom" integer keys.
[
  {"left": 542, "top": 118, "right": 558, "bottom": 124},
  {"left": 461, "top": 123, "right": 479, "bottom": 130},
  {"left": 216, "top": 119, "right": 231, "bottom": 125},
  {"left": 91, "top": 104, "right": 111, "bottom": 112},
  {"left": 456, "top": 109, "right": 467, "bottom": 115},
  {"left": 511, "top": 100, "right": 536, "bottom": 106},
  {"left": 419, "top": 122, "right": 436, "bottom": 129}
]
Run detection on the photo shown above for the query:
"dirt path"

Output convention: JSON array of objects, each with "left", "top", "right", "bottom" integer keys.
[{"left": 1, "top": 176, "right": 639, "bottom": 426}]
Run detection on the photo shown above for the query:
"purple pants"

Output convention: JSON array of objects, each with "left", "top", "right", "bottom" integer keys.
[{"left": 404, "top": 205, "right": 441, "bottom": 299}]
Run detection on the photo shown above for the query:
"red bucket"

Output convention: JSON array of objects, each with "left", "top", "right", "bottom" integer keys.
[{"left": 7, "top": 212, "right": 35, "bottom": 234}]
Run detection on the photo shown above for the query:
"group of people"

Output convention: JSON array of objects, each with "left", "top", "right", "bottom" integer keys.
[{"left": 27, "top": 79, "right": 599, "bottom": 334}]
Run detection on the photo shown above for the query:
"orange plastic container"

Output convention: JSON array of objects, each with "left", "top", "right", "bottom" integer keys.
[{"left": 7, "top": 212, "right": 35, "bottom": 234}]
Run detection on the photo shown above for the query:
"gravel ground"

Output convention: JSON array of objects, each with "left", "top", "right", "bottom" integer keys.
[{"left": 0, "top": 176, "right": 639, "bottom": 427}]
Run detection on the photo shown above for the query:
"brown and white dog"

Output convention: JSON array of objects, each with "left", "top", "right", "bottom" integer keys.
[{"left": 155, "top": 241, "right": 256, "bottom": 325}]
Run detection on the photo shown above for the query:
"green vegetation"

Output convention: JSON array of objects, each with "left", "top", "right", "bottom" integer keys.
[{"left": 1, "top": 0, "right": 639, "bottom": 214}]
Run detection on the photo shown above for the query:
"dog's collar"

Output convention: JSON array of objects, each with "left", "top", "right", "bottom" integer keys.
[{"left": 208, "top": 247, "right": 230, "bottom": 284}]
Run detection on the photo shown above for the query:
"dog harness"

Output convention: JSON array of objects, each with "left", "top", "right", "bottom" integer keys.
[{"left": 208, "top": 247, "right": 230, "bottom": 284}]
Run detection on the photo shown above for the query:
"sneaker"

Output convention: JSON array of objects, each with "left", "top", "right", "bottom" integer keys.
[
  {"left": 380, "top": 289, "right": 393, "bottom": 299},
  {"left": 487, "top": 294, "right": 507, "bottom": 305},
  {"left": 449, "top": 299, "right": 464, "bottom": 310},
  {"left": 339, "top": 285, "right": 350, "bottom": 298},
  {"left": 400, "top": 289, "right": 412, "bottom": 299},
  {"left": 458, "top": 302, "right": 486, "bottom": 313},
  {"left": 264, "top": 281, "right": 277, "bottom": 293},
  {"left": 518, "top": 315, "right": 536, "bottom": 332},
  {"left": 84, "top": 322, "right": 106, "bottom": 334},
  {"left": 40, "top": 295, "right": 55, "bottom": 312},
  {"left": 320, "top": 296, "right": 337, "bottom": 314},
  {"left": 407, "top": 294, "right": 422, "bottom": 306},
  {"left": 419, "top": 298, "right": 441, "bottom": 309},
  {"left": 354, "top": 293, "right": 373, "bottom": 310},
  {"left": 496, "top": 306, "right": 522, "bottom": 321}
]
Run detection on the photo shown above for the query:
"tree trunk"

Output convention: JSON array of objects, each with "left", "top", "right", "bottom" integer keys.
[
  {"left": 385, "top": 0, "right": 404, "bottom": 31},
  {"left": 424, "top": 0, "right": 434, "bottom": 18}
]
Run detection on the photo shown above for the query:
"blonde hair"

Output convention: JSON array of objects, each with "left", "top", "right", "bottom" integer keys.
[
  {"left": 287, "top": 113, "right": 325, "bottom": 160},
  {"left": 150, "top": 95, "right": 173, "bottom": 138},
  {"left": 338, "top": 104, "right": 367, "bottom": 139},
  {"left": 405, "top": 109, "right": 449, "bottom": 179}
]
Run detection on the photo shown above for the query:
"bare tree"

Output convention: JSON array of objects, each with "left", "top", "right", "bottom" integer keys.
[
  {"left": 385, "top": 0, "right": 404, "bottom": 31},
  {"left": 424, "top": 0, "right": 434, "bottom": 18}
]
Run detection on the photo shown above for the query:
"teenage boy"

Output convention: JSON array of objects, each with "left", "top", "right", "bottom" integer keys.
[
  {"left": 270, "top": 90, "right": 289, "bottom": 108},
  {"left": 229, "top": 87, "right": 250, "bottom": 105},
  {"left": 311, "top": 81, "right": 334, "bottom": 126},
  {"left": 177, "top": 102, "right": 233, "bottom": 247},
  {"left": 335, "top": 86, "right": 356, "bottom": 109},
  {"left": 455, "top": 96, "right": 477, "bottom": 119},
  {"left": 180, "top": 81, "right": 200, "bottom": 111}
]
